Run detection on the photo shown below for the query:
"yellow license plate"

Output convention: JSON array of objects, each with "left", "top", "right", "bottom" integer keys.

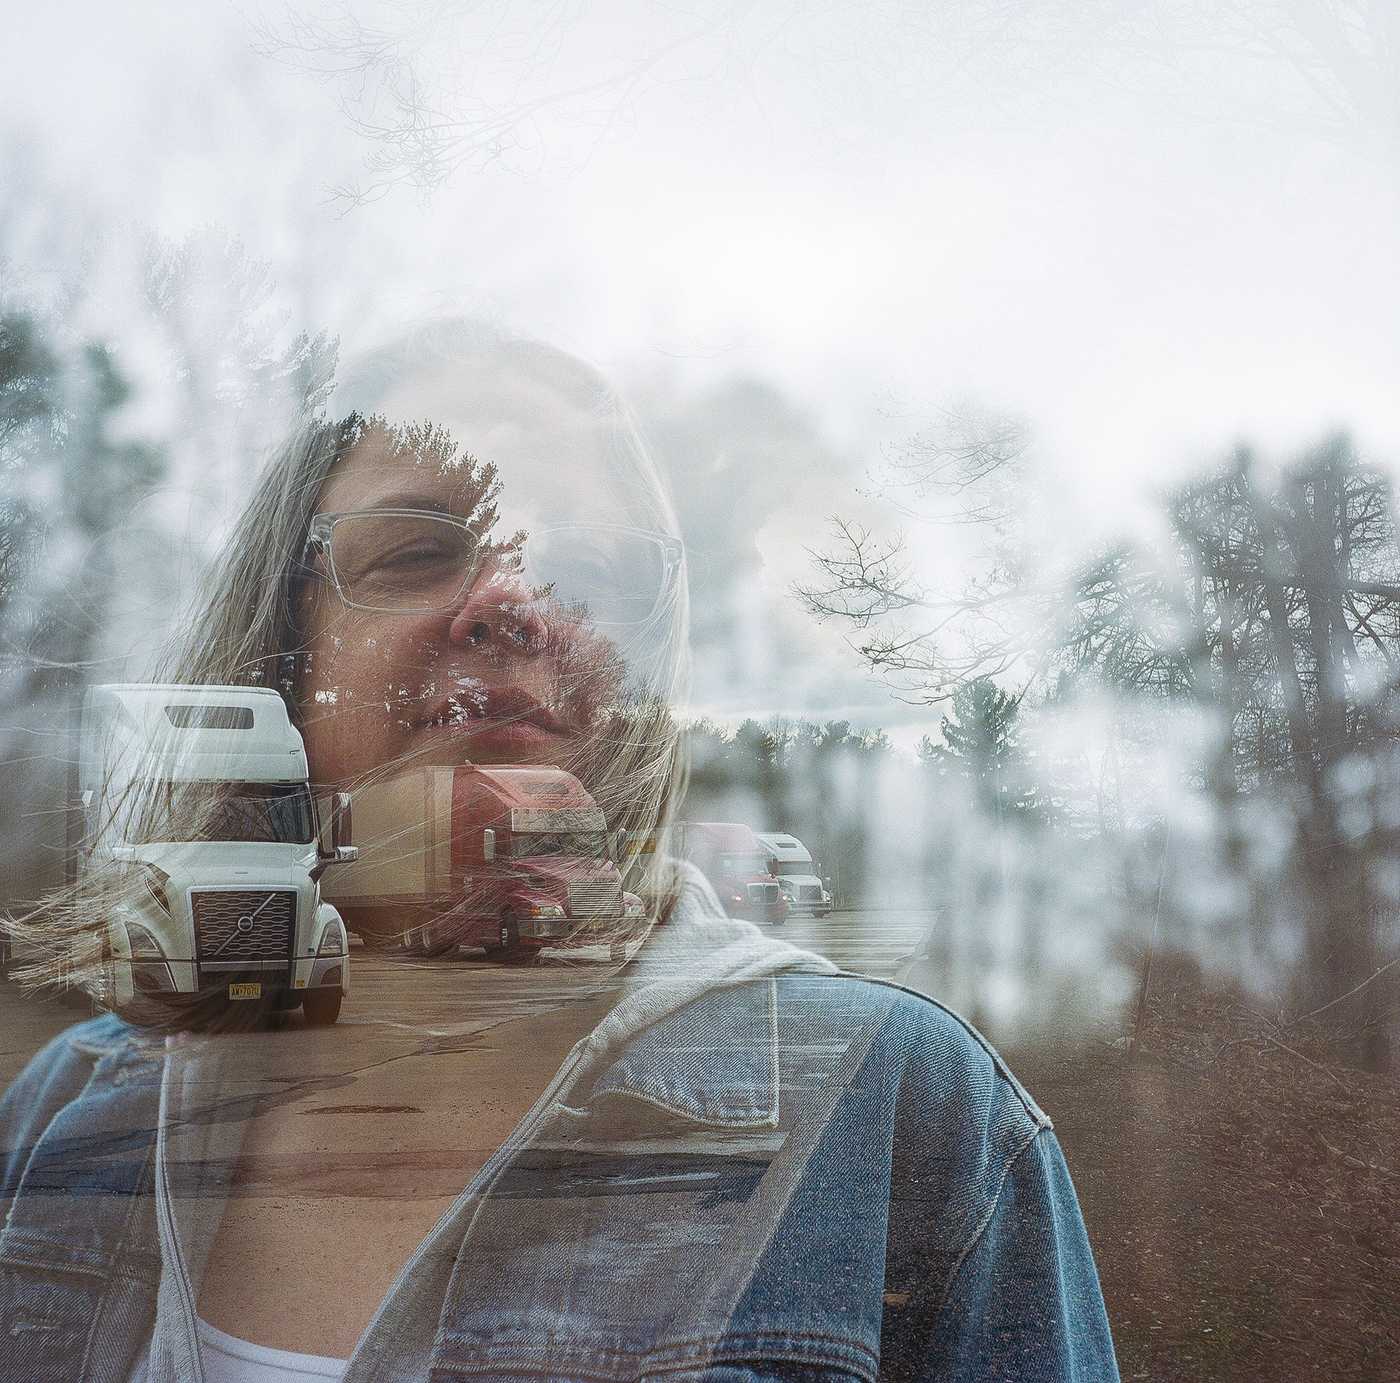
[{"left": 227, "top": 982, "right": 262, "bottom": 1000}]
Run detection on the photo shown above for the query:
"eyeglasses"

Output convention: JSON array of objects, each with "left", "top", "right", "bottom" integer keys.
[{"left": 303, "top": 510, "right": 683, "bottom": 625}]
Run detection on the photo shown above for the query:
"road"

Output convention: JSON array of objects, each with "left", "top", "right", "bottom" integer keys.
[{"left": 0, "top": 909, "right": 936, "bottom": 1089}]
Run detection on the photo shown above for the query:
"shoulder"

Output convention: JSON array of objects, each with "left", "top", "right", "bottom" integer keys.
[
  {"left": 3, "top": 1011, "right": 136, "bottom": 1094},
  {"left": 772, "top": 968, "right": 1047, "bottom": 1097},
  {"left": 759, "top": 972, "right": 1072, "bottom": 1322},
  {"left": 768, "top": 970, "right": 1051, "bottom": 1183},
  {"left": 766, "top": 978, "right": 1086, "bottom": 1331},
  {"left": 0, "top": 1014, "right": 148, "bottom": 1185}
]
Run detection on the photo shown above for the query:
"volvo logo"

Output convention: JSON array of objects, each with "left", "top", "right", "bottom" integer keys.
[{"left": 236, "top": 915, "right": 255, "bottom": 934}]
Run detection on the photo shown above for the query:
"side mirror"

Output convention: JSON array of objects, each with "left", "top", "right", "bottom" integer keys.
[
  {"left": 78, "top": 790, "right": 98, "bottom": 849},
  {"left": 482, "top": 827, "right": 496, "bottom": 863},
  {"left": 111, "top": 844, "right": 137, "bottom": 864},
  {"left": 311, "top": 794, "right": 357, "bottom": 880},
  {"left": 331, "top": 792, "right": 353, "bottom": 850}
]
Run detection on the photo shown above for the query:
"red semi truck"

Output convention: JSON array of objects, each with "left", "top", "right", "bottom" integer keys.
[
  {"left": 668, "top": 821, "right": 788, "bottom": 924},
  {"left": 322, "top": 765, "right": 645, "bottom": 962}
]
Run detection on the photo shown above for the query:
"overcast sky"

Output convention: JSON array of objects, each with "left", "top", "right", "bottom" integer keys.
[{"left": 6, "top": 0, "right": 1399, "bottom": 741}]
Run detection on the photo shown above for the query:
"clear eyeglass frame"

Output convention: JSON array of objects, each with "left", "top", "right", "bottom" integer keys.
[{"left": 302, "top": 509, "right": 685, "bottom": 624}]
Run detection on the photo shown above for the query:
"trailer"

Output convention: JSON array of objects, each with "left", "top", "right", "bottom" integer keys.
[{"left": 321, "top": 764, "right": 646, "bottom": 963}]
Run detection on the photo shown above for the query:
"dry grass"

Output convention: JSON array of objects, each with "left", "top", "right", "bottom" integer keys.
[{"left": 1008, "top": 967, "right": 1400, "bottom": 1382}]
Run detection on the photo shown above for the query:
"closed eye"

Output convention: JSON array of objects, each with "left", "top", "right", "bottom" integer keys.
[{"left": 372, "top": 543, "right": 456, "bottom": 569}]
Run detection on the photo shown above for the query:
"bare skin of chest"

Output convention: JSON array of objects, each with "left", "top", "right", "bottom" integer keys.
[{"left": 195, "top": 1000, "right": 606, "bottom": 1359}]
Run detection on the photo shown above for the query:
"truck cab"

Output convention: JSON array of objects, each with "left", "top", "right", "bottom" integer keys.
[
  {"left": 79, "top": 684, "right": 356, "bottom": 1024},
  {"left": 323, "top": 765, "right": 646, "bottom": 963},
  {"left": 756, "top": 831, "right": 832, "bottom": 917},
  {"left": 670, "top": 822, "right": 789, "bottom": 924}
]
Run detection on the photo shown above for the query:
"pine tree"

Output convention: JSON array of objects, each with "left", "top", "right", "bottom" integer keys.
[{"left": 929, "top": 678, "right": 1040, "bottom": 820}]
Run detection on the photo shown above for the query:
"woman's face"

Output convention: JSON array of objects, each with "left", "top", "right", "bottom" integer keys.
[{"left": 296, "top": 417, "right": 646, "bottom": 790}]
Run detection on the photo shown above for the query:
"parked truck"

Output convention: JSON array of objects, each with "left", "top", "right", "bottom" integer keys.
[
  {"left": 667, "top": 821, "right": 788, "bottom": 924},
  {"left": 77, "top": 683, "right": 357, "bottom": 1024},
  {"left": 756, "top": 831, "right": 832, "bottom": 916},
  {"left": 321, "top": 764, "right": 647, "bottom": 963}
]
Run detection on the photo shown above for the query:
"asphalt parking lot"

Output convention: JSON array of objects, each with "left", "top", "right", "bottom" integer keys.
[{"left": 0, "top": 909, "right": 936, "bottom": 1088}]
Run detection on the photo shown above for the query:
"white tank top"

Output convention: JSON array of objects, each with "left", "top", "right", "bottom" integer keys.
[{"left": 128, "top": 1317, "right": 348, "bottom": 1383}]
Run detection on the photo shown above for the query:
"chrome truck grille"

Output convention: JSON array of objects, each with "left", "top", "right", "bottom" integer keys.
[
  {"left": 799, "top": 884, "right": 823, "bottom": 903},
  {"left": 748, "top": 882, "right": 780, "bottom": 905},
  {"left": 193, "top": 890, "right": 295, "bottom": 969},
  {"left": 567, "top": 881, "right": 623, "bottom": 918}
]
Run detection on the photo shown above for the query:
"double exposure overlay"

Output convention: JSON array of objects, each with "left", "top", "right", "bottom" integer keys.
[{"left": 3, "top": 6, "right": 1399, "bottom": 1381}]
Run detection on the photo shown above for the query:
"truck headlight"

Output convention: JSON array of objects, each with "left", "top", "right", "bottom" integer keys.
[
  {"left": 317, "top": 921, "right": 347, "bottom": 957},
  {"left": 125, "top": 921, "right": 167, "bottom": 961},
  {"left": 527, "top": 903, "right": 566, "bottom": 919},
  {"left": 624, "top": 897, "right": 646, "bottom": 919},
  {"left": 140, "top": 865, "right": 172, "bottom": 915}
]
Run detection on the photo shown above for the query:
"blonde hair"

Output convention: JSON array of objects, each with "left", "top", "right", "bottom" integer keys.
[{"left": 5, "top": 323, "right": 689, "bottom": 1016}]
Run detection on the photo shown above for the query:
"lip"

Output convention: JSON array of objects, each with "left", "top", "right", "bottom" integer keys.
[{"left": 413, "top": 686, "right": 574, "bottom": 737}]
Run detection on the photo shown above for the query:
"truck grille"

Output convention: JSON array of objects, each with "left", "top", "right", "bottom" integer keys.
[
  {"left": 567, "top": 881, "right": 623, "bottom": 918},
  {"left": 193, "top": 890, "right": 295, "bottom": 966},
  {"left": 799, "top": 884, "right": 823, "bottom": 903},
  {"left": 748, "top": 882, "right": 780, "bottom": 905}
]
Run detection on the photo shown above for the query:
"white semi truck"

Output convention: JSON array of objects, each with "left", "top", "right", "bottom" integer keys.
[
  {"left": 77, "top": 683, "right": 357, "bottom": 1024},
  {"left": 756, "top": 832, "right": 832, "bottom": 917}
]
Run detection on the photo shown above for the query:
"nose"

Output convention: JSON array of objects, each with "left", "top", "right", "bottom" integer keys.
[{"left": 446, "top": 553, "right": 550, "bottom": 653}]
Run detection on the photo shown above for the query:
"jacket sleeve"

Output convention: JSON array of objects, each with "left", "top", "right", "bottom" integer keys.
[
  {"left": 875, "top": 986, "right": 1119, "bottom": 1383},
  {"left": 916, "top": 1127, "right": 1119, "bottom": 1383},
  {"left": 0, "top": 1020, "right": 106, "bottom": 1211}
]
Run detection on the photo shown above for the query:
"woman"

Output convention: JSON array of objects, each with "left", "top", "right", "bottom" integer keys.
[{"left": 0, "top": 322, "right": 1119, "bottom": 1381}]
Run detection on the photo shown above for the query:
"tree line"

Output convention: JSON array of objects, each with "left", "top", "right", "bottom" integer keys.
[
  {"left": 799, "top": 417, "right": 1400, "bottom": 1066},
  {"left": 680, "top": 685, "right": 1043, "bottom": 910}
]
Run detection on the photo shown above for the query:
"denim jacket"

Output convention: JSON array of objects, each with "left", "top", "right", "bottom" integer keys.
[{"left": 0, "top": 913, "right": 1118, "bottom": 1382}]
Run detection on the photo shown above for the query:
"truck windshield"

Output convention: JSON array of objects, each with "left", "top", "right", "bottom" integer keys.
[
  {"left": 511, "top": 831, "right": 607, "bottom": 860},
  {"left": 720, "top": 853, "right": 768, "bottom": 878},
  {"left": 157, "top": 781, "right": 316, "bottom": 844}
]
